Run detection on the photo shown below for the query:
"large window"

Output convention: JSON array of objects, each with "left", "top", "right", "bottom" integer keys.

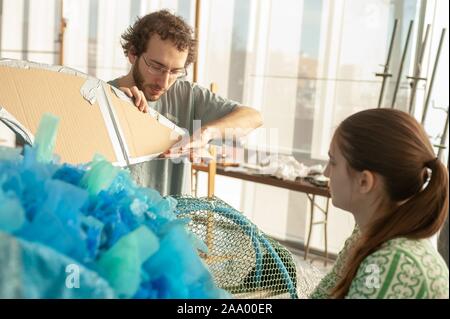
[
  {"left": 197, "top": 0, "right": 448, "bottom": 251},
  {"left": 199, "top": 0, "right": 442, "bottom": 162}
]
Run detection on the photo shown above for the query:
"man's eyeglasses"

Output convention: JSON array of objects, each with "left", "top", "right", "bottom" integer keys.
[{"left": 142, "top": 55, "right": 187, "bottom": 79}]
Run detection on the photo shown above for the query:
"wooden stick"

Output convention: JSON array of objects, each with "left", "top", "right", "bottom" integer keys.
[{"left": 207, "top": 145, "right": 216, "bottom": 198}]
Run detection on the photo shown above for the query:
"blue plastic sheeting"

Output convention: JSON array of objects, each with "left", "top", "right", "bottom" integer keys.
[
  {"left": 0, "top": 232, "right": 115, "bottom": 298},
  {"left": 0, "top": 114, "right": 229, "bottom": 299}
]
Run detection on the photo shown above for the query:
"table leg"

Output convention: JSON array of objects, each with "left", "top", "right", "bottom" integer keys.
[
  {"left": 324, "top": 197, "right": 330, "bottom": 266},
  {"left": 304, "top": 194, "right": 315, "bottom": 261}
]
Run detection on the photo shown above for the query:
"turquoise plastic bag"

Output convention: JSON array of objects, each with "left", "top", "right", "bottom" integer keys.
[
  {"left": 0, "top": 113, "right": 230, "bottom": 299},
  {"left": 0, "top": 232, "right": 115, "bottom": 298}
]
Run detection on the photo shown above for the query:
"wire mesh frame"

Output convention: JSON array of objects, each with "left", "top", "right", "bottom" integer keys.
[{"left": 174, "top": 195, "right": 299, "bottom": 299}]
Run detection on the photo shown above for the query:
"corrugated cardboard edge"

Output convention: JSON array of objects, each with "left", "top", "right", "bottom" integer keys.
[{"left": 0, "top": 59, "right": 88, "bottom": 78}]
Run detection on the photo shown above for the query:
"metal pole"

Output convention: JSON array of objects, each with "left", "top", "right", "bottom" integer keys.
[
  {"left": 421, "top": 29, "right": 446, "bottom": 125},
  {"left": 304, "top": 195, "right": 315, "bottom": 262},
  {"left": 437, "top": 108, "right": 449, "bottom": 160},
  {"left": 58, "top": 0, "right": 67, "bottom": 65},
  {"left": 22, "top": 0, "right": 30, "bottom": 61},
  {"left": 412, "top": 0, "right": 427, "bottom": 74},
  {"left": 376, "top": 19, "right": 398, "bottom": 108},
  {"left": 324, "top": 197, "right": 329, "bottom": 267},
  {"left": 407, "top": 24, "right": 430, "bottom": 115},
  {"left": 193, "top": 0, "right": 201, "bottom": 83},
  {"left": 391, "top": 20, "right": 414, "bottom": 109}
]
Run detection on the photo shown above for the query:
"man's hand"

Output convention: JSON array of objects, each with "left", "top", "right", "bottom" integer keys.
[
  {"left": 161, "top": 127, "right": 217, "bottom": 163},
  {"left": 119, "top": 86, "right": 148, "bottom": 113}
]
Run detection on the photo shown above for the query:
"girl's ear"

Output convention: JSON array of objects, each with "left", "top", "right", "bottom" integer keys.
[{"left": 358, "top": 170, "right": 376, "bottom": 194}]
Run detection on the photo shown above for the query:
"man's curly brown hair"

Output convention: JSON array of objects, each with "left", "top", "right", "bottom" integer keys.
[{"left": 121, "top": 10, "right": 197, "bottom": 67}]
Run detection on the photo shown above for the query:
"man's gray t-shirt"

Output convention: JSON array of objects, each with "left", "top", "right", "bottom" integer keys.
[{"left": 108, "top": 79, "right": 239, "bottom": 196}]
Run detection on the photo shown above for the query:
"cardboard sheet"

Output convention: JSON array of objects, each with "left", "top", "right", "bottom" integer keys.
[{"left": 0, "top": 59, "right": 184, "bottom": 166}]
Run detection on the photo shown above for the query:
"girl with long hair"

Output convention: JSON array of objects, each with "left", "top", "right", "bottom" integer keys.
[{"left": 310, "top": 108, "right": 449, "bottom": 298}]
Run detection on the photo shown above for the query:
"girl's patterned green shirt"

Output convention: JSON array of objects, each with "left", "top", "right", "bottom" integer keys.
[{"left": 310, "top": 228, "right": 449, "bottom": 299}]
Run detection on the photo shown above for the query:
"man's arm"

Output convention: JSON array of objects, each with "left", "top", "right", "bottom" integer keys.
[
  {"left": 115, "top": 82, "right": 263, "bottom": 157},
  {"left": 114, "top": 82, "right": 262, "bottom": 136},
  {"left": 200, "top": 105, "right": 263, "bottom": 142},
  {"left": 165, "top": 105, "right": 262, "bottom": 158}
]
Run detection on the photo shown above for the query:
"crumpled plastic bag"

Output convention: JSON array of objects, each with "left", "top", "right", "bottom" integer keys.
[{"left": 243, "top": 155, "right": 324, "bottom": 181}]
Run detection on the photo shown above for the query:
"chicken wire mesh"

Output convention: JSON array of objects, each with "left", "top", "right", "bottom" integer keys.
[{"left": 174, "top": 195, "right": 298, "bottom": 299}]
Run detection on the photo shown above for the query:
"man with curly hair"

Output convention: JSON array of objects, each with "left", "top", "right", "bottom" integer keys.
[{"left": 109, "top": 10, "right": 262, "bottom": 195}]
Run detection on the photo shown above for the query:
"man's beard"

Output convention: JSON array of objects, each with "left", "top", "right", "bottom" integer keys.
[{"left": 132, "top": 58, "right": 164, "bottom": 102}]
